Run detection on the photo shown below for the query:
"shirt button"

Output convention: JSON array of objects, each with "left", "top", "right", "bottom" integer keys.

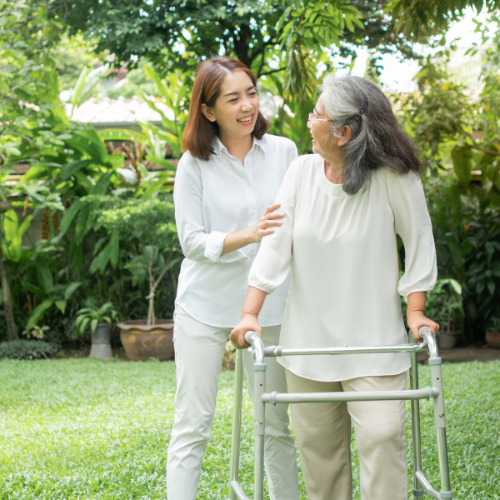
[
  {"left": 250, "top": 204, "right": 255, "bottom": 209},
  {"left": 250, "top": 251, "right": 255, "bottom": 257},
  {"left": 246, "top": 182, "right": 251, "bottom": 187}
]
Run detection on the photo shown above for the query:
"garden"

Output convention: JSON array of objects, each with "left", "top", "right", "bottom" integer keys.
[{"left": 1, "top": 0, "right": 500, "bottom": 498}]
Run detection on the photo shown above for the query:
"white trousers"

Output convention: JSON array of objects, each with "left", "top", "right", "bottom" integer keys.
[{"left": 166, "top": 306, "right": 299, "bottom": 500}]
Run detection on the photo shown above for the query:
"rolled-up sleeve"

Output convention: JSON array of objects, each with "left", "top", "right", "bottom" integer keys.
[
  {"left": 174, "top": 156, "right": 247, "bottom": 264},
  {"left": 248, "top": 159, "right": 300, "bottom": 293},
  {"left": 387, "top": 171, "right": 437, "bottom": 297}
]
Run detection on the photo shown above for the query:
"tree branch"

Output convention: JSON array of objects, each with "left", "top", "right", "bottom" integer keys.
[
  {"left": 470, "top": 144, "right": 500, "bottom": 157},
  {"left": 259, "top": 67, "right": 286, "bottom": 77}
]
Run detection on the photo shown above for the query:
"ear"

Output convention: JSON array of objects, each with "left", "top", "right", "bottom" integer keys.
[
  {"left": 337, "top": 126, "right": 352, "bottom": 147},
  {"left": 201, "top": 103, "right": 217, "bottom": 123}
]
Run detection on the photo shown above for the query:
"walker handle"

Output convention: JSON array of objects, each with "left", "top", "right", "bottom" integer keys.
[
  {"left": 418, "top": 326, "right": 432, "bottom": 339},
  {"left": 418, "top": 326, "right": 439, "bottom": 359},
  {"left": 244, "top": 331, "right": 261, "bottom": 344}
]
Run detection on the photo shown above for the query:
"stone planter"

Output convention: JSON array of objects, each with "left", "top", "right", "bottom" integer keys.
[
  {"left": 90, "top": 323, "right": 113, "bottom": 360},
  {"left": 486, "top": 331, "right": 500, "bottom": 349},
  {"left": 438, "top": 330, "right": 461, "bottom": 349},
  {"left": 118, "top": 319, "right": 174, "bottom": 361}
]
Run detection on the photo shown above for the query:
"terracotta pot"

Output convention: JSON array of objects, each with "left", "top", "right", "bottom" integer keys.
[
  {"left": 438, "top": 330, "right": 461, "bottom": 349},
  {"left": 90, "top": 323, "right": 113, "bottom": 360},
  {"left": 118, "top": 319, "right": 174, "bottom": 361},
  {"left": 486, "top": 331, "right": 500, "bottom": 349}
]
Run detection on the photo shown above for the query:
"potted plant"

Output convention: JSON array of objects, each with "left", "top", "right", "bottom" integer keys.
[
  {"left": 75, "top": 300, "right": 121, "bottom": 360},
  {"left": 92, "top": 199, "right": 180, "bottom": 361},
  {"left": 118, "top": 243, "right": 177, "bottom": 360},
  {"left": 426, "top": 278, "right": 464, "bottom": 349},
  {"left": 486, "top": 317, "right": 500, "bottom": 349}
]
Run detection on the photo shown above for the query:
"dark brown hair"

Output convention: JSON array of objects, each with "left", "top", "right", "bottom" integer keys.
[{"left": 183, "top": 57, "right": 269, "bottom": 161}]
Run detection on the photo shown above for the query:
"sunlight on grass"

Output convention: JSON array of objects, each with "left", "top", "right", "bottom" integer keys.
[{"left": 0, "top": 359, "right": 498, "bottom": 499}]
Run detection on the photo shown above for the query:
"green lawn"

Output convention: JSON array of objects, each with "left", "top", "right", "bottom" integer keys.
[{"left": 0, "top": 359, "right": 498, "bottom": 499}]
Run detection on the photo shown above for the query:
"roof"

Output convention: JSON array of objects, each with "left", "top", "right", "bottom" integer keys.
[{"left": 66, "top": 96, "right": 175, "bottom": 128}]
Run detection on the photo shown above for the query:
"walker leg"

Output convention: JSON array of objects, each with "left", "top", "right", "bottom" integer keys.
[
  {"left": 229, "top": 349, "right": 244, "bottom": 500},
  {"left": 410, "top": 340, "right": 424, "bottom": 498},
  {"left": 253, "top": 361, "right": 266, "bottom": 500},
  {"left": 429, "top": 359, "right": 453, "bottom": 498}
]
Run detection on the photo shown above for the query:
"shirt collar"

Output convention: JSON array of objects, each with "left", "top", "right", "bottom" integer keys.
[{"left": 213, "top": 134, "right": 267, "bottom": 157}]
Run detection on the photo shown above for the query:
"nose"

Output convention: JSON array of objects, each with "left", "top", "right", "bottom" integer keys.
[{"left": 241, "top": 95, "right": 257, "bottom": 112}]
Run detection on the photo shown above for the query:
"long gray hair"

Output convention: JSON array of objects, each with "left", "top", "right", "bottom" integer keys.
[{"left": 319, "top": 74, "right": 422, "bottom": 195}]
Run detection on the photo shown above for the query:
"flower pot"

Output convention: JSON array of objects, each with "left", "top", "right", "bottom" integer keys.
[
  {"left": 90, "top": 323, "right": 113, "bottom": 361},
  {"left": 486, "top": 331, "right": 500, "bottom": 349},
  {"left": 438, "top": 330, "right": 461, "bottom": 349},
  {"left": 118, "top": 319, "right": 174, "bottom": 361}
]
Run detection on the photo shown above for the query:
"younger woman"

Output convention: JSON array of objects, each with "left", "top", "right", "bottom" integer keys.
[{"left": 167, "top": 57, "right": 300, "bottom": 500}]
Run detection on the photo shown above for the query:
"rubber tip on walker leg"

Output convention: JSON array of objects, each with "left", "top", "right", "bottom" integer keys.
[
  {"left": 412, "top": 489, "right": 424, "bottom": 497},
  {"left": 440, "top": 491, "right": 453, "bottom": 499}
]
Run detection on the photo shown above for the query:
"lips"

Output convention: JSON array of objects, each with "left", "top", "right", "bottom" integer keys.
[{"left": 237, "top": 114, "right": 254, "bottom": 126}]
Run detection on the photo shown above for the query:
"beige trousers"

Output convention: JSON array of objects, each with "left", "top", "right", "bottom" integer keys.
[{"left": 285, "top": 369, "right": 408, "bottom": 500}]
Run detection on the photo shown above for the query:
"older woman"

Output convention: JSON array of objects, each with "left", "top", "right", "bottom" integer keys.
[{"left": 230, "top": 75, "right": 439, "bottom": 500}]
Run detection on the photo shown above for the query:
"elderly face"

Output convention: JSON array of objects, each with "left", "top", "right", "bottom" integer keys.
[
  {"left": 307, "top": 97, "right": 351, "bottom": 159},
  {"left": 307, "top": 97, "right": 336, "bottom": 156}
]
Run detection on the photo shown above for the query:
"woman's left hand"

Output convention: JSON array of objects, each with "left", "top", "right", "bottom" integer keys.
[{"left": 407, "top": 310, "right": 439, "bottom": 343}]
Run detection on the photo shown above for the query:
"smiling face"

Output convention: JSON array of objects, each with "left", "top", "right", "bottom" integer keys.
[
  {"left": 307, "top": 96, "right": 351, "bottom": 160},
  {"left": 307, "top": 97, "right": 336, "bottom": 157},
  {"left": 201, "top": 70, "right": 260, "bottom": 140}
]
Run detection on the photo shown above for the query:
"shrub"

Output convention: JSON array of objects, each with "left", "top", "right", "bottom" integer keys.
[{"left": 0, "top": 340, "right": 60, "bottom": 360}]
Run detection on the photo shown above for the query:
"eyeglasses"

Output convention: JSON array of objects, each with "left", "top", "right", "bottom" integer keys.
[{"left": 307, "top": 110, "right": 334, "bottom": 123}]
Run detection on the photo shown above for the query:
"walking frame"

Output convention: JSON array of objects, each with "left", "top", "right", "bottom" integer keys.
[{"left": 228, "top": 327, "right": 453, "bottom": 500}]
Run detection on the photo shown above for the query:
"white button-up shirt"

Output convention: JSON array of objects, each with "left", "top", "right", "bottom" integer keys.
[{"left": 174, "top": 134, "right": 298, "bottom": 327}]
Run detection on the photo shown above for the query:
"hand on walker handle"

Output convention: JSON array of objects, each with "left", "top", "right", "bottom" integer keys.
[
  {"left": 408, "top": 310, "right": 439, "bottom": 343},
  {"left": 230, "top": 313, "right": 262, "bottom": 349},
  {"left": 250, "top": 203, "right": 284, "bottom": 243}
]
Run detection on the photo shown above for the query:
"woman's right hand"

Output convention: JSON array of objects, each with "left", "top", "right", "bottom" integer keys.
[
  {"left": 250, "top": 203, "right": 284, "bottom": 243},
  {"left": 230, "top": 313, "right": 262, "bottom": 349}
]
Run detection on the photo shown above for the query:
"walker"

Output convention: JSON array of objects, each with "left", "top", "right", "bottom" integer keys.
[{"left": 228, "top": 327, "right": 453, "bottom": 500}]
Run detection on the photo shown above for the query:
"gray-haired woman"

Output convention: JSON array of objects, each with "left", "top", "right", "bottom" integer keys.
[{"left": 230, "top": 75, "right": 439, "bottom": 500}]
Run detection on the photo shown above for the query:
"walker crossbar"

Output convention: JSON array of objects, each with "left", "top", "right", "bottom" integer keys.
[
  {"left": 228, "top": 327, "right": 453, "bottom": 500},
  {"left": 262, "top": 342, "right": 429, "bottom": 357},
  {"left": 261, "top": 387, "right": 437, "bottom": 404}
]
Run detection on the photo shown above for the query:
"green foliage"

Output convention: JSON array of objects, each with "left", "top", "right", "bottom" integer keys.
[
  {"left": 51, "top": 33, "right": 104, "bottom": 92},
  {"left": 425, "top": 279, "right": 464, "bottom": 332},
  {"left": 1, "top": 210, "right": 32, "bottom": 263},
  {"left": 0, "top": 0, "right": 67, "bottom": 163},
  {"left": 75, "top": 300, "right": 121, "bottom": 334},
  {"left": 0, "top": 360, "right": 498, "bottom": 498},
  {"left": 105, "top": 62, "right": 157, "bottom": 99},
  {"left": 0, "top": 340, "right": 60, "bottom": 360},
  {"left": 387, "top": 0, "right": 500, "bottom": 39},
  {"left": 47, "top": 0, "right": 442, "bottom": 106},
  {"left": 487, "top": 316, "right": 500, "bottom": 332},
  {"left": 139, "top": 67, "right": 189, "bottom": 158},
  {"left": 423, "top": 173, "right": 500, "bottom": 340}
]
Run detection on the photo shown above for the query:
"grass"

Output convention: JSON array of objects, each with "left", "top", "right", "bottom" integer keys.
[{"left": 0, "top": 359, "right": 498, "bottom": 499}]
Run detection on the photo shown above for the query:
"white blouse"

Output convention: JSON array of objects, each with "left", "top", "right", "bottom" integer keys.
[
  {"left": 174, "top": 134, "right": 298, "bottom": 328},
  {"left": 249, "top": 154, "right": 437, "bottom": 381}
]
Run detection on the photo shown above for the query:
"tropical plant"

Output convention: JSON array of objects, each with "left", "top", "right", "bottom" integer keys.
[
  {"left": 75, "top": 300, "right": 121, "bottom": 335},
  {"left": 140, "top": 67, "right": 190, "bottom": 159}
]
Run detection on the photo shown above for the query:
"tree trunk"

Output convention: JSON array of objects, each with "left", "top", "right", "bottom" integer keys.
[{"left": 0, "top": 244, "right": 19, "bottom": 340}]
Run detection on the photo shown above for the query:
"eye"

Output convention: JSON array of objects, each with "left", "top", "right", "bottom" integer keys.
[
  {"left": 249, "top": 92, "right": 257, "bottom": 97},
  {"left": 229, "top": 98, "right": 238, "bottom": 103}
]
